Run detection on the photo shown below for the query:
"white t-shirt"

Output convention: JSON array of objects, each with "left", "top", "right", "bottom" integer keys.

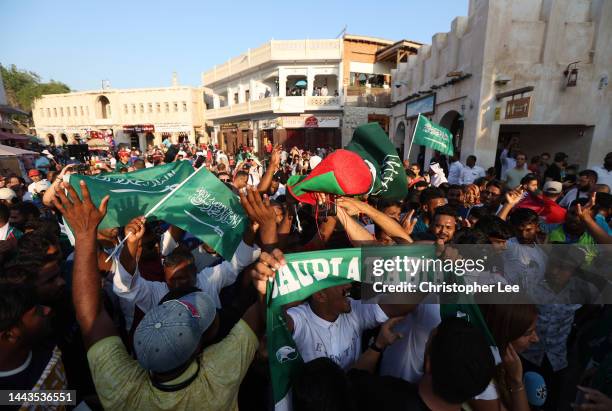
[{"left": 287, "top": 298, "right": 388, "bottom": 370}]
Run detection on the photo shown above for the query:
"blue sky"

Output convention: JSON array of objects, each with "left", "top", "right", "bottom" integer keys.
[{"left": 1, "top": 0, "right": 468, "bottom": 91}]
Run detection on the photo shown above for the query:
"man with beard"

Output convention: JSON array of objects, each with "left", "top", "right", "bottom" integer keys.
[
  {"left": 411, "top": 205, "right": 457, "bottom": 244},
  {"left": 9, "top": 202, "right": 40, "bottom": 233},
  {"left": 479, "top": 179, "right": 505, "bottom": 215},
  {"left": 0, "top": 285, "right": 65, "bottom": 400},
  {"left": 505, "top": 152, "right": 530, "bottom": 189},
  {"left": 559, "top": 169, "right": 598, "bottom": 208}
]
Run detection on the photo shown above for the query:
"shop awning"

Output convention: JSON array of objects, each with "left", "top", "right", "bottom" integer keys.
[
  {"left": 0, "top": 144, "right": 37, "bottom": 157},
  {"left": 87, "top": 138, "right": 110, "bottom": 150}
]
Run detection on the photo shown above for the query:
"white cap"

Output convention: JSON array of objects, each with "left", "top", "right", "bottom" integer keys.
[
  {"left": 0, "top": 188, "right": 16, "bottom": 200},
  {"left": 309, "top": 155, "right": 322, "bottom": 170},
  {"left": 33, "top": 180, "right": 51, "bottom": 194}
]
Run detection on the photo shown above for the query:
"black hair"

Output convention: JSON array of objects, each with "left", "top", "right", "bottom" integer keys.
[
  {"left": 0, "top": 258, "right": 45, "bottom": 287},
  {"left": 474, "top": 216, "right": 514, "bottom": 240},
  {"left": 405, "top": 169, "right": 417, "bottom": 179},
  {"left": 467, "top": 155, "right": 477, "bottom": 162},
  {"left": 452, "top": 229, "right": 490, "bottom": 245},
  {"left": 554, "top": 152, "right": 568, "bottom": 163},
  {"left": 420, "top": 187, "right": 446, "bottom": 205},
  {"left": 429, "top": 317, "right": 495, "bottom": 404},
  {"left": 413, "top": 180, "right": 429, "bottom": 189},
  {"left": 468, "top": 206, "right": 491, "bottom": 221},
  {"left": 17, "top": 233, "right": 58, "bottom": 261},
  {"left": 292, "top": 357, "right": 354, "bottom": 411},
  {"left": 578, "top": 169, "right": 598, "bottom": 182},
  {"left": 508, "top": 208, "right": 539, "bottom": 228},
  {"left": 0, "top": 203, "right": 9, "bottom": 223},
  {"left": 569, "top": 197, "right": 590, "bottom": 209},
  {"left": 473, "top": 177, "right": 488, "bottom": 188},
  {"left": 485, "top": 179, "right": 504, "bottom": 192},
  {"left": 0, "top": 285, "right": 37, "bottom": 332},
  {"left": 163, "top": 248, "right": 195, "bottom": 268},
  {"left": 595, "top": 192, "right": 612, "bottom": 209},
  {"left": 433, "top": 205, "right": 458, "bottom": 220},
  {"left": 520, "top": 173, "right": 538, "bottom": 185},
  {"left": 10, "top": 201, "right": 40, "bottom": 220},
  {"left": 447, "top": 184, "right": 463, "bottom": 191},
  {"left": 375, "top": 199, "right": 402, "bottom": 212},
  {"left": 235, "top": 170, "right": 248, "bottom": 179}
]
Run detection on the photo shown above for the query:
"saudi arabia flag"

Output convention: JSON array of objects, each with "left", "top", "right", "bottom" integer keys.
[
  {"left": 69, "top": 162, "right": 248, "bottom": 260},
  {"left": 411, "top": 114, "right": 454, "bottom": 156}
]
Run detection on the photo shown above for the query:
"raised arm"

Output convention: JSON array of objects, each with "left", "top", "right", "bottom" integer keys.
[
  {"left": 577, "top": 194, "right": 612, "bottom": 244},
  {"left": 336, "top": 205, "right": 376, "bottom": 246},
  {"left": 258, "top": 145, "right": 281, "bottom": 193},
  {"left": 52, "top": 181, "right": 116, "bottom": 349},
  {"left": 497, "top": 187, "right": 523, "bottom": 221},
  {"left": 351, "top": 317, "right": 404, "bottom": 373}
]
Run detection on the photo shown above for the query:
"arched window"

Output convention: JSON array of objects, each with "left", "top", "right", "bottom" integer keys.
[{"left": 97, "top": 95, "right": 111, "bottom": 119}]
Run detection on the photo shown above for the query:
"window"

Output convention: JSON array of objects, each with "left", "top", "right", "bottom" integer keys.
[
  {"left": 182, "top": 101, "right": 187, "bottom": 112},
  {"left": 131, "top": 104, "right": 136, "bottom": 114},
  {"left": 234, "top": 93, "right": 239, "bottom": 104},
  {"left": 164, "top": 102, "right": 169, "bottom": 112},
  {"left": 97, "top": 95, "right": 111, "bottom": 118},
  {"left": 46, "top": 108, "right": 51, "bottom": 117},
  {"left": 107, "top": 105, "right": 111, "bottom": 116},
  {"left": 66, "top": 107, "right": 70, "bottom": 117},
  {"left": 124, "top": 104, "right": 128, "bottom": 114},
  {"left": 53, "top": 108, "right": 57, "bottom": 117},
  {"left": 80, "top": 106, "right": 84, "bottom": 116},
  {"left": 139, "top": 103, "right": 144, "bottom": 113},
  {"left": 173, "top": 102, "right": 178, "bottom": 112},
  {"left": 245, "top": 90, "right": 250, "bottom": 101},
  {"left": 73, "top": 106, "right": 78, "bottom": 116},
  {"left": 40, "top": 108, "right": 44, "bottom": 117},
  {"left": 156, "top": 103, "right": 161, "bottom": 113},
  {"left": 60, "top": 107, "right": 64, "bottom": 117},
  {"left": 148, "top": 103, "right": 153, "bottom": 113}
]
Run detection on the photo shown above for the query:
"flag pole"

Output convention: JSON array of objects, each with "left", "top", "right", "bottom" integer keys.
[
  {"left": 105, "top": 164, "right": 206, "bottom": 262},
  {"left": 405, "top": 113, "right": 420, "bottom": 161}
]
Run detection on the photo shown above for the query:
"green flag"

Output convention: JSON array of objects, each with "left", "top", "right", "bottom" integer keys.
[
  {"left": 345, "top": 122, "right": 407, "bottom": 201},
  {"left": 69, "top": 161, "right": 193, "bottom": 230},
  {"left": 155, "top": 166, "right": 248, "bottom": 261},
  {"left": 411, "top": 114, "right": 454, "bottom": 156},
  {"left": 69, "top": 162, "right": 247, "bottom": 260}
]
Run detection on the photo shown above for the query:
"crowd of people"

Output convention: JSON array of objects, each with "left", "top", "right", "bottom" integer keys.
[{"left": 0, "top": 135, "right": 611, "bottom": 411}]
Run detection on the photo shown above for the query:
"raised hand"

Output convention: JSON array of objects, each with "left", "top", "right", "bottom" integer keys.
[
  {"left": 124, "top": 216, "right": 146, "bottom": 245},
  {"left": 505, "top": 186, "right": 524, "bottom": 206},
  {"left": 52, "top": 181, "right": 109, "bottom": 237},
  {"left": 502, "top": 343, "right": 523, "bottom": 388},
  {"left": 375, "top": 316, "right": 404, "bottom": 349},
  {"left": 576, "top": 192, "right": 596, "bottom": 221},
  {"left": 573, "top": 386, "right": 612, "bottom": 411},
  {"left": 336, "top": 197, "right": 363, "bottom": 216},
  {"left": 250, "top": 249, "right": 286, "bottom": 295},
  {"left": 401, "top": 209, "right": 417, "bottom": 235}
]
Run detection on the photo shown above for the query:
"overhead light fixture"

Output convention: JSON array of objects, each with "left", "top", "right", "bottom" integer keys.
[
  {"left": 446, "top": 71, "right": 463, "bottom": 78},
  {"left": 563, "top": 61, "right": 580, "bottom": 87}
]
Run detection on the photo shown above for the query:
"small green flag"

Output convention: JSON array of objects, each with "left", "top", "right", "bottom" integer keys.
[
  {"left": 411, "top": 114, "right": 454, "bottom": 156},
  {"left": 346, "top": 123, "right": 408, "bottom": 201}
]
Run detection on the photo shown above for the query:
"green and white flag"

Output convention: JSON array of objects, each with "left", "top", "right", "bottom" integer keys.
[
  {"left": 346, "top": 122, "right": 408, "bottom": 201},
  {"left": 70, "top": 162, "right": 248, "bottom": 260},
  {"left": 69, "top": 162, "right": 193, "bottom": 230},
  {"left": 411, "top": 114, "right": 454, "bottom": 156}
]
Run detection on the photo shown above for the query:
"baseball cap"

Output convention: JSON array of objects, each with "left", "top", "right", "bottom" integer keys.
[
  {"left": 0, "top": 188, "right": 16, "bottom": 200},
  {"left": 543, "top": 181, "right": 562, "bottom": 194},
  {"left": 28, "top": 169, "right": 41, "bottom": 177},
  {"left": 133, "top": 291, "right": 216, "bottom": 373},
  {"left": 33, "top": 180, "right": 51, "bottom": 194}
]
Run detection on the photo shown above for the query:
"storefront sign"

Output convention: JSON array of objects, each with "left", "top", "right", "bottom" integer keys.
[
  {"left": 123, "top": 124, "right": 155, "bottom": 133},
  {"left": 259, "top": 119, "right": 279, "bottom": 129},
  {"left": 505, "top": 97, "right": 530, "bottom": 119},
  {"left": 220, "top": 123, "right": 238, "bottom": 130},
  {"left": 155, "top": 124, "right": 193, "bottom": 133},
  {"left": 405, "top": 93, "right": 436, "bottom": 119},
  {"left": 239, "top": 121, "right": 251, "bottom": 130},
  {"left": 280, "top": 115, "right": 340, "bottom": 128}
]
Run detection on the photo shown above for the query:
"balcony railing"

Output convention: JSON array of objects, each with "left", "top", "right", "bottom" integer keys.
[
  {"left": 205, "top": 95, "right": 342, "bottom": 119},
  {"left": 344, "top": 86, "right": 392, "bottom": 108},
  {"left": 203, "top": 39, "right": 342, "bottom": 86},
  {"left": 205, "top": 98, "right": 273, "bottom": 119}
]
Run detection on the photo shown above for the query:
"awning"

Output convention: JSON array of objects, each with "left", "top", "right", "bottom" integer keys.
[
  {"left": 0, "top": 131, "right": 32, "bottom": 141},
  {"left": 0, "top": 104, "right": 29, "bottom": 116},
  {"left": 0, "top": 144, "right": 37, "bottom": 157}
]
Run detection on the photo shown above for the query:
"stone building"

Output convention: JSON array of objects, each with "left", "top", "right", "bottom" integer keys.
[
  {"left": 32, "top": 75, "right": 206, "bottom": 150},
  {"left": 390, "top": 0, "right": 611, "bottom": 169}
]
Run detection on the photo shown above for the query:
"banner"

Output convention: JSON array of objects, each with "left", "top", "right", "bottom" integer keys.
[
  {"left": 411, "top": 114, "right": 454, "bottom": 156},
  {"left": 266, "top": 246, "right": 496, "bottom": 410},
  {"left": 346, "top": 122, "right": 407, "bottom": 201}
]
